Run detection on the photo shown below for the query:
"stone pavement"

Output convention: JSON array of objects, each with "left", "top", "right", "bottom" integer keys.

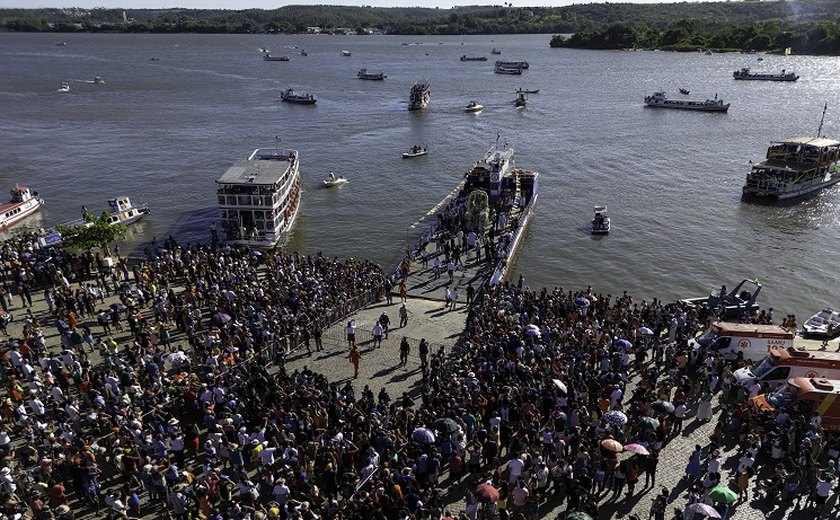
[{"left": 4, "top": 278, "right": 833, "bottom": 520}]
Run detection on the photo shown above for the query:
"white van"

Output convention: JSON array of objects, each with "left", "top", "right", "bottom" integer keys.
[
  {"left": 688, "top": 321, "right": 793, "bottom": 361},
  {"left": 734, "top": 348, "right": 840, "bottom": 389}
]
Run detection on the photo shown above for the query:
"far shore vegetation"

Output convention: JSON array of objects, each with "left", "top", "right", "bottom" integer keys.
[{"left": 1, "top": 1, "right": 839, "bottom": 55}]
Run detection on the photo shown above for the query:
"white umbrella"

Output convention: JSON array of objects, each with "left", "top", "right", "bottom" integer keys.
[{"left": 552, "top": 379, "right": 567, "bottom": 394}]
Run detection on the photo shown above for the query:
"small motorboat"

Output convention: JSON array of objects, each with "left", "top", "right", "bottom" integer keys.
[
  {"left": 757, "top": 56, "right": 764, "bottom": 61},
  {"left": 679, "top": 88, "right": 690, "bottom": 95},
  {"left": 592, "top": 205, "right": 610, "bottom": 235},
  {"left": 301, "top": 50, "right": 308, "bottom": 56},
  {"left": 514, "top": 91, "right": 527, "bottom": 108},
  {"left": 55, "top": 42, "right": 66, "bottom": 46},
  {"left": 491, "top": 48, "right": 501, "bottom": 55},
  {"left": 150, "top": 57, "right": 160, "bottom": 61},
  {"left": 464, "top": 101, "right": 484, "bottom": 113},
  {"left": 93, "top": 76, "right": 105, "bottom": 84},
  {"left": 341, "top": 50, "right": 352, "bottom": 57},
  {"left": 516, "top": 88, "right": 540, "bottom": 94},
  {"left": 57, "top": 81, "right": 70, "bottom": 93},
  {"left": 323, "top": 172, "right": 348, "bottom": 187},
  {"left": 803, "top": 309, "right": 840, "bottom": 339},
  {"left": 402, "top": 146, "right": 428, "bottom": 158}
]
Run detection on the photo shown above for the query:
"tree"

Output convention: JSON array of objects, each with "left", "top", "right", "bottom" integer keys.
[{"left": 55, "top": 211, "right": 127, "bottom": 253}]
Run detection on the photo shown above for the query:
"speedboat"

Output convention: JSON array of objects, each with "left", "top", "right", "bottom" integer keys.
[
  {"left": 679, "top": 88, "right": 690, "bottom": 95},
  {"left": 514, "top": 92, "right": 527, "bottom": 108},
  {"left": 464, "top": 101, "right": 484, "bottom": 113},
  {"left": 592, "top": 205, "right": 610, "bottom": 235},
  {"left": 323, "top": 173, "right": 348, "bottom": 187},
  {"left": 803, "top": 309, "right": 840, "bottom": 339},
  {"left": 403, "top": 146, "right": 428, "bottom": 158},
  {"left": 341, "top": 50, "right": 352, "bottom": 57},
  {"left": 57, "top": 82, "right": 70, "bottom": 93},
  {"left": 93, "top": 76, "right": 105, "bottom": 84}
]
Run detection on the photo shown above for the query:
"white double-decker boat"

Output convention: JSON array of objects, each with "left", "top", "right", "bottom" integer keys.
[{"left": 216, "top": 146, "right": 302, "bottom": 247}]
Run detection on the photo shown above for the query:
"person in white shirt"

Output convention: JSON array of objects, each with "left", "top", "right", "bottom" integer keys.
[
  {"left": 371, "top": 322, "right": 383, "bottom": 348},
  {"left": 507, "top": 454, "right": 525, "bottom": 484}
]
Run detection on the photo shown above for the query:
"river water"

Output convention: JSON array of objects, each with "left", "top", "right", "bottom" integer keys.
[{"left": 1, "top": 32, "right": 839, "bottom": 317}]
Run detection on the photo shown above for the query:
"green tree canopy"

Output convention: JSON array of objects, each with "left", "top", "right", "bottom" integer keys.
[{"left": 55, "top": 211, "right": 127, "bottom": 252}]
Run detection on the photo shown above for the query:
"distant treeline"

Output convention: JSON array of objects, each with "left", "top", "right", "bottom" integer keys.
[
  {"left": 550, "top": 19, "right": 840, "bottom": 55},
  {"left": 2, "top": 1, "right": 840, "bottom": 36}
]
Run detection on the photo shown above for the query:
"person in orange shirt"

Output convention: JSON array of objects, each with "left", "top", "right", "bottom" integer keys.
[
  {"left": 67, "top": 311, "right": 78, "bottom": 329},
  {"left": 348, "top": 345, "right": 361, "bottom": 378}
]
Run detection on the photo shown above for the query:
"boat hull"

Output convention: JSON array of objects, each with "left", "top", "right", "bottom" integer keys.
[
  {"left": 402, "top": 152, "right": 427, "bottom": 158},
  {"left": 734, "top": 76, "right": 798, "bottom": 82},
  {"left": 0, "top": 198, "right": 43, "bottom": 231},
  {"left": 741, "top": 175, "right": 840, "bottom": 204},
  {"left": 644, "top": 102, "right": 729, "bottom": 112}
]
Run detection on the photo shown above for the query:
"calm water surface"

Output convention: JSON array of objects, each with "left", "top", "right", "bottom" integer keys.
[{"left": 1, "top": 33, "right": 840, "bottom": 317}]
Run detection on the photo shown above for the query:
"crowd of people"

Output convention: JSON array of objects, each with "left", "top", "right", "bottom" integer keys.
[{"left": 0, "top": 226, "right": 838, "bottom": 520}]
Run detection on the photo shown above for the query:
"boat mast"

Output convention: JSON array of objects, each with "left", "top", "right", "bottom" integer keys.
[{"left": 817, "top": 103, "right": 828, "bottom": 138}]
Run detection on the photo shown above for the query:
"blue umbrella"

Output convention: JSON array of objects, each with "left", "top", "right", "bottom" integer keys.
[
  {"left": 616, "top": 339, "right": 633, "bottom": 349},
  {"left": 639, "top": 327, "right": 654, "bottom": 336},
  {"left": 574, "top": 297, "right": 590, "bottom": 308},
  {"left": 412, "top": 427, "right": 436, "bottom": 444}
]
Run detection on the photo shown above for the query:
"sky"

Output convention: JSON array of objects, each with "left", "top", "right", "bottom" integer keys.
[{"left": 2, "top": 1, "right": 666, "bottom": 11}]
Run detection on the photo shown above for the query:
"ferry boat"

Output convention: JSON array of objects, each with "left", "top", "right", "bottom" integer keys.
[
  {"left": 357, "top": 69, "right": 386, "bottom": 81},
  {"left": 0, "top": 186, "right": 44, "bottom": 232},
  {"left": 464, "top": 101, "right": 484, "bottom": 113},
  {"left": 494, "top": 66, "right": 522, "bottom": 76},
  {"left": 462, "top": 142, "right": 539, "bottom": 285},
  {"left": 263, "top": 54, "right": 290, "bottom": 62},
  {"left": 408, "top": 81, "right": 430, "bottom": 111},
  {"left": 495, "top": 60, "right": 529, "bottom": 70},
  {"left": 742, "top": 136, "right": 840, "bottom": 204},
  {"left": 460, "top": 55, "right": 487, "bottom": 61},
  {"left": 216, "top": 147, "right": 302, "bottom": 248},
  {"left": 280, "top": 88, "right": 317, "bottom": 105},
  {"left": 592, "top": 205, "right": 610, "bottom": 235},
  {"left": 733, "top": 68, "right": 799, "bottom": 82},
  {"left": 643, "top": 91, "right": 729, "bottom": 112}
]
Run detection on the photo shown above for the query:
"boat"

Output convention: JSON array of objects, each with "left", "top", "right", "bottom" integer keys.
[
  {"left": 93, "top": 76, "right": 105, "bottom": 84},
  {"left": 150, "top": 57, "right": 160, "bottom": 61},
  {"left": 323, "top": 172, "right": 348, "bottom": 187},
  {"left": 408, "top": 81, "right": 430, "bottom": 111},
  {"left": 803, "top": 309, "right": 840, "bottom": 339},
  {"left": 704, "top": 50, "right": 713, "bottom": 55},
  {"left": 0, "top": 186, "right": 44, "bottom": 232},
  {"left": 496, "top": 60, "right": 529, "bottom": 70},
  {"left": 757, "top": 57, "right": 764, "bottom": 61},
  {"left": 464, "top": 101, "right": 484, "bottom": 113},
  {"left": 680, "top": 279, "right": 763, "bottom": 319},
  {"left": 514, "top": 91, "right": 527, "bottom": 108},
  {"left": 357, "top": 69, "right": 386, "bottom": 81},
  {"left": 280, "top": 88, "right": 317, "bottom": 105},
  {"left": 403, "top": 146, "right": 428, "bottom": 158},
  {"left": 341, "top": 50, "right": 352, "bottom": 57},
  {"left": 264, "top": 54, "right": 290, "bottom": 62},
  {"left": 460, "top": 55, "right": 487, "bottom": 61},
  {"left": 56, "top": 196, "right": 150, "bottom": 231},
  {"left": 643, "top": 91, "right": 729, "bottom": 112},
  {"left": 742, "top": 136, "right": 840, "bottom": 204},
  {"left": 216, "top": 146, "right": 302, "bottom": 247},
  {"left": 300, "top": 50, "right": 308, "bottom": 56},
  {"left": 733, "top": 68, "right": 799, "bottom": 82},
  {"left": 462, "top": 141, "right": 539, "bottom": 285},
  {"left": 55, "top": 42, "right": 66, "bottom": 46},
  {"left": 57, "top": 82, "right": 70, "bottom": 93},
  {"left": 491, "top": 48, "right": 501, "bottom": 55},
  {"left": 516, "top": 88, "right": 539, "bottom": 94},
  {"left": 679, "top": 88, "right": 690, "bottom": 95},
  {"left": 591, "top": 205, "right": 610, "bottom": 235},
  {"left": 494, "top": 66, "right": 522, "bottom": 76}
]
